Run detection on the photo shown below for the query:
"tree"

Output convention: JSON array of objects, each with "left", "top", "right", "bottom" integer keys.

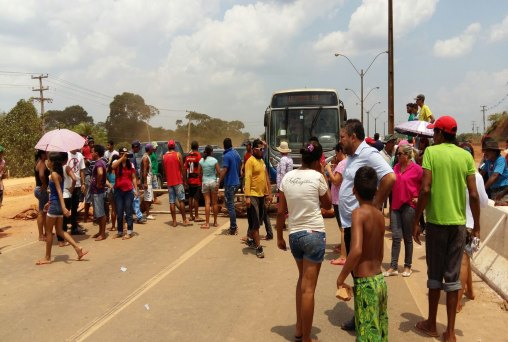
[
  {"left": 105, "top": 92, "right": 159, "bottom": 142},
  {"left": 44, "top": 105, "right": 94, "bottom": 130},
  {"left": 0, "top": 99, "right": 42, "bottom": 176},
  {"left": 72, "top": 122, "right": 108, "bottom": 145}
]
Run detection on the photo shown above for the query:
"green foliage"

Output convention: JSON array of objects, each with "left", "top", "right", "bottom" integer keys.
[
  {"left": 44, "top": 105, "right": 94, "bottom": 130},
  {"left": 172, "top": 112, "right": 250, "bottom": 147},
  {"left": 0, "top": 99, "right": 42, "bottom": 177},
  {"left": 105, "top": 92, "right": 159, "bottom": 143},
  {"left": 456, "top": 133, "right": 482, "bottom": 144},
  {"left": 72, "top": 122, "right": 108, "bottom": 145}
]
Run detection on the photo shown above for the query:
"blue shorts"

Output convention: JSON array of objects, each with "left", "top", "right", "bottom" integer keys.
[
  {"left": 47, "top": 200, "right": 63, "bottom": 217},
  {"left": 34, "top": 186, "right": 49, "bottom": 212},
  {"left": 289, "top": 230, "right": 326, "bottom": 263},
  {"left": 168, "top": 184, "right": 185, "bottom": 204}
]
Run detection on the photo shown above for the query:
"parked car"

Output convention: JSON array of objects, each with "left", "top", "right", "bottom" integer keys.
[{"left": 135, "top": 140, "right": 184, "bottom": 188}]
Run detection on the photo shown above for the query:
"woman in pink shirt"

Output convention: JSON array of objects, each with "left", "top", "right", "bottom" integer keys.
[{"left": 384, "top": 144, "right": 422, "bottom": 277}]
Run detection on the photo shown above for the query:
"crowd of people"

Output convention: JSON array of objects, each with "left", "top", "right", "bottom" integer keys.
[{"left": 1, "top": 91, "right": 505, "bottom": 341}]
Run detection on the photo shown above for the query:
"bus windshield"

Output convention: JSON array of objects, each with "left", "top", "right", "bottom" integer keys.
[{"left": 269, "top": 108, "right": 339, "bottom": 151}]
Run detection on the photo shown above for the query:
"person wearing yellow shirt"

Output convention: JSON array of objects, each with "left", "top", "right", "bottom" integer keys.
[
  {"left": 415, "top": 94, "right": 435, "bottom": 123},
  {"left": 244, "top": 138, "right": 272, "bottom": 258}
]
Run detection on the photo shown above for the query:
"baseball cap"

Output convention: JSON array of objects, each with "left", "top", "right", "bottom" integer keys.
[
  {"left": 365, "top": 137, "right": 375, "bottom": 145},
  {"left": 145, "top": 143, "right": 153, "bottom": 152},
  {"left": 118, "top": 146, "right": 128, "bottom": 153},
  {"left": 427, "top": 116, "right": 457, "bottom": 135},
  {"left": 131, "top": 140, "right": 141, "bottom": 148},
  {"left": 414, "top": 94, "right": 425, "bottom": 101},
  {"left": 168, "top": 139, "right": 176, "bottom": 148}
]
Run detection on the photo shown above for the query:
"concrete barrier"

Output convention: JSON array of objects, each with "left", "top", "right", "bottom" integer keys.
[{"left": 472, "top": 200, "right": 508, "bottom": 301}]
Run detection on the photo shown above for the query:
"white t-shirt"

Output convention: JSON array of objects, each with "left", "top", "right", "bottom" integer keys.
[
  {"left": 465, "top": 172, "right": 489, "bottom": 228},
  {"left": 63, "top": 166, "right": 73, "bottom": 198},
  {"left": 67, "top": 152, "right": 86, "bottom": 187},
  {"left": 280, "top": 169, "right": 329, "bottom": 234},
  {"left": 104, "top": 150, "right": 119, "bottom": 161}
]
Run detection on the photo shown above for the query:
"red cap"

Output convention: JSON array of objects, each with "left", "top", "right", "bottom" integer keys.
[
  {"left": 168, "top": 139, "right": 176, "bottom": 148},
  {"left": 365, "top": 137, "right": 375, "bottom": 145},
  {"left": 427, "top": 116, "right": 457, "bottom": 135}
]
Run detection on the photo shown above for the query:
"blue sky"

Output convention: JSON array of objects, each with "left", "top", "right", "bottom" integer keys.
[{"left": 0, "top": 0, "right": 507, "bottom": 138}]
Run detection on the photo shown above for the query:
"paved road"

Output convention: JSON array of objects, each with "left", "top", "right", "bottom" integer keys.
[{"left": 0, "top": 196, "right": 506, "bottom": 341}]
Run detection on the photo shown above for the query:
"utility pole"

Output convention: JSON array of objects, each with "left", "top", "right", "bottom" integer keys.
[
  {"left": 472, "top": 121, "right": 476, "bottom": 133},
  {"left": 480, "top": 105, "right": 487, "bottom": 133},
  {"left": 387, "top": 0, "right": 394, "bottom": 134},
  {"left": 32, "top": 74, "right": 52, "bottom": 133}
]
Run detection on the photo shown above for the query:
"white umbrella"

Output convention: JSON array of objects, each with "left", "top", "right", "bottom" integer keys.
[
  {"left": 395, "top": 121, "right": 434, "bottom": 138},
  {"left": 35, "top": 128, "right": 86, "bottom": 152}
]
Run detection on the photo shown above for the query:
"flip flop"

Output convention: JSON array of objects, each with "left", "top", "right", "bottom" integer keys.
[
  {"left": 415, "top": 321, "right": 439, "bottom": 338},
  {"left": 35, "top": 259, "right": 51, "bottom": 265},
  {"left": 200, "top": 224, "right": 210, "bottom": 229},
  {"left": 77, "top": 248, "right": 89, "bottom": 261}
]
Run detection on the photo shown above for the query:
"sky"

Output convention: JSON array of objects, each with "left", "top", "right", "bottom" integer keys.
[{"left": 1, "top": 0, "right": 507, "bottom": 138}]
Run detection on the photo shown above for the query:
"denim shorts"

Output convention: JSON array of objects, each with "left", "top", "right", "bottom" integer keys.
[
  {"left": 34, "top": 186, "right": 49, "bottom": 212},
  {"left": 93, "top": 192, "right": 107, "bottom": 219},
  {"left": 289, "top": 230, "right": 326, "bottom": 263},
  {"left": 168, "top": 184, "right": 185, "bottom": 204},
  {"left": 47, "top": 200, "right": 63, "bottom": 217},
  {"left": 202, "top": 181, "right": 217, "bottom": 194}
]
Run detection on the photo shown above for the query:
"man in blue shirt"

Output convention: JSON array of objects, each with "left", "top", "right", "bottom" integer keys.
[
  {"left": 219, "top": 137, "right": 242, "bottom": 235},
  {"left": 481, "top": 140, "right": 508, "bottom": 203},
  {"left": 338, "top": 119, "right": 396, "bottom": 331}
]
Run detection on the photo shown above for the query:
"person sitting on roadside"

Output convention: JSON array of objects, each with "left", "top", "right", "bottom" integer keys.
[{"left": 480, "top": 140, "right": 508, "bottom": 204}]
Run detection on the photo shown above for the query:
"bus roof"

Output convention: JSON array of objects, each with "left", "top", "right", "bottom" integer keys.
[{"left": 271, "top": 88, "right": 338, "bottom": 96}]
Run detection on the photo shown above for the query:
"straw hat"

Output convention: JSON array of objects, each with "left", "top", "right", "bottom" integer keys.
[
  {"left": 277, "top": 141, "right": 291, "bottom": 153},
  {"left": 484, "top": 140, "right": 501, "bottom": 151}
]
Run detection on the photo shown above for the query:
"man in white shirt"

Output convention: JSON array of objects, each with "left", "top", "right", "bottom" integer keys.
[
  {"left": 67, "top": 149, "right": 86, "bottom": 234},
  {"left": 104, "top": 140, "right": 119, "bottom": 162},
  {"left": 380, "top": 134, "right": 397, "bottom": 167}
]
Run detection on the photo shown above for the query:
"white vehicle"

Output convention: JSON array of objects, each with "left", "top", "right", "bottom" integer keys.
[{"left": 264, "top": 88, "right": 347, "bottom": 168}]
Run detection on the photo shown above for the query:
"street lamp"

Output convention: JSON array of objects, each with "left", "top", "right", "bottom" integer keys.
[
  {"left": 334, "top": 51, "right": 388, "bottom": 124},
  {"left": 345, "top": 86, "right": 379, "bottom": 118},
  {"left": 365, "top": 101, "right": 381, "bottom": 136},
  {"left": 372, "top": 110, "right": 386, "bottom": 135}
]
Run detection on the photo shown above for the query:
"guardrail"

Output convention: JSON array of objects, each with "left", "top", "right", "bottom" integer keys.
[{"left": 472, "top": 201, "right": 508, "bottom": 301}]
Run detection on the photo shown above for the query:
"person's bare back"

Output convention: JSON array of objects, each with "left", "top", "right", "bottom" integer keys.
[{"left": 351, "top": 203, "right": 385, "bottom": 278}]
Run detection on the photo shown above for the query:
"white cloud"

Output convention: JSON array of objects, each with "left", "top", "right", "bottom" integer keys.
[
  {"left": 313, "top": 0, "right": 438, "bottom": 56},
  {"left": 489, "top": 14, "right": 508, "bottom": 42},
  {"left": 433, "top": 23, "right": 481, "bottom": 58}
]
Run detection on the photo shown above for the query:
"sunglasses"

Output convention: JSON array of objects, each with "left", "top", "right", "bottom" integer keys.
[{"left": 253, "top": 147, "right": 264, "bottom": 152}]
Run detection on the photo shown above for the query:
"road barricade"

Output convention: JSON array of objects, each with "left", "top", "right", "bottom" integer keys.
[{"left": 472, "top": 201, "right": 508, "bottom": 301}]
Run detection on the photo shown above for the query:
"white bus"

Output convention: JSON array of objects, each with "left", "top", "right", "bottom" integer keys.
[{"left": 264, "top": 88, "right": 347, "bottom": 168}]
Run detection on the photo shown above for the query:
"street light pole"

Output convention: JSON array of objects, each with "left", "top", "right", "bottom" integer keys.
[
  {"left": 365, "top": 101, "right": 381, "bottom": 136},
  {"left": 373, "top": 110, "right": 386, "bottom": 134},
  {"left": 334, "top": 51, "right": 388, "bottom": 124}
]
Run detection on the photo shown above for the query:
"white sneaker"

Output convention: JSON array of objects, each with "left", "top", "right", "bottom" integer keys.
[
  {"left": 401, "top": 269, "right": 413, "bottom": 277},
  {"left": 146, "top": 215, "right": 155, "bottom": 220}
]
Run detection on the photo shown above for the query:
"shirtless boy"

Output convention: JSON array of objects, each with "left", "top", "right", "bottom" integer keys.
[{"left": 336, "top": 166, "right": 388, "bottom": 341}]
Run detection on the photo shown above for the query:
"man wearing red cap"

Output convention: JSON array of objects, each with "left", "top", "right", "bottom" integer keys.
[
  {"left": 412, "top": 116, "right": 480, "bottom": 341},
  {"left": 163, "top": 139, "right": 190, "bottom": 227}
]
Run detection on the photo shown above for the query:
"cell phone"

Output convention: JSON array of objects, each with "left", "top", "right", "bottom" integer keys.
[{"left": 127, "top": 153, "right": 134, "bottom": 159}]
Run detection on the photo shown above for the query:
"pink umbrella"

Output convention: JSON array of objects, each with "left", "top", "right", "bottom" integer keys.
[{"left": 35, "top": 128, "right": 86, "bottom": 152}]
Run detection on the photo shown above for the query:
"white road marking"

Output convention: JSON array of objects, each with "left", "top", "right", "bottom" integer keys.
[{"left": 67, "top": 223, "right": 227, "bottom": 342}]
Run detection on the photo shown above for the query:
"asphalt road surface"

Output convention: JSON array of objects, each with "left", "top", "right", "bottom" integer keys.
[{"left": 0, "top": 194, "right": 506, "bottom": 341}]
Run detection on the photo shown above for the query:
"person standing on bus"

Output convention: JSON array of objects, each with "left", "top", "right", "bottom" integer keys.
[
  {"left": 219, "top": 138, "right": 242, "bottom": 235},
  {"left": 244, "top": 139, "right": 272, "bottom": 258}
]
